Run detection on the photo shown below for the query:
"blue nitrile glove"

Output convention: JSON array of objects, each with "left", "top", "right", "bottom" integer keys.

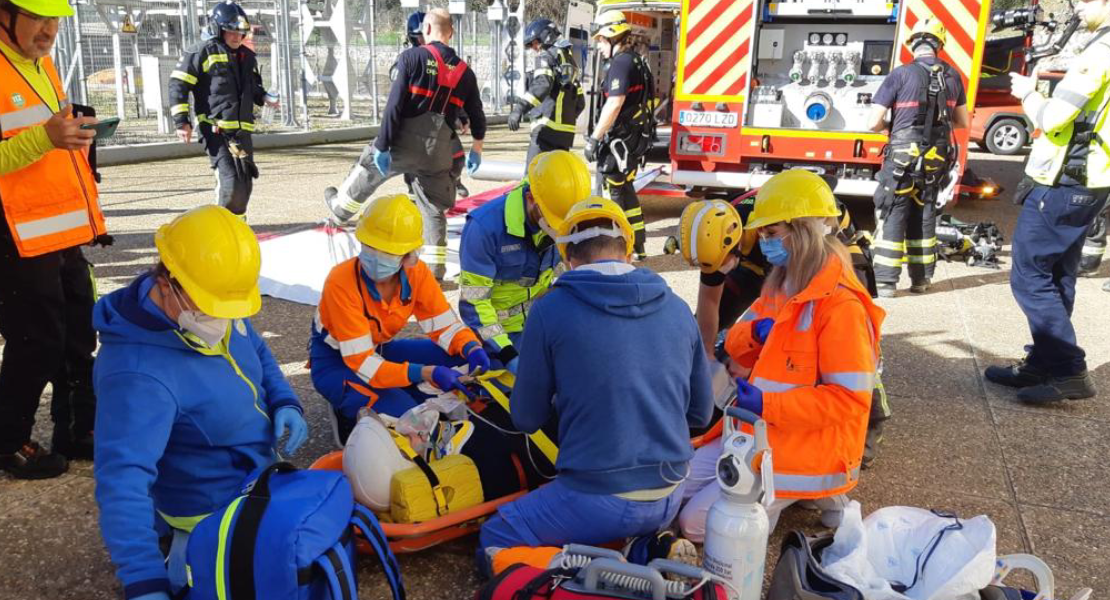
[
  {"left": 432, "top": 366, "right": 476, "bottom": 400},
  {"left": 466, "top": 346, "right": 491, "bottom": 375},
  {"left": 372, "top": 147, "right": 392, "bottom": 176},
  {"left": 466, "top": 149, "right": 482, "bottom": 175},
  {"left": 132, "top": 593, "right": 171, "bottom": 600},
  {"left": 735, "top": 378, "right": 764, "bottom": 416},
  {"left": 505, "top": 356, "right": 520, "bottom": 375},
  {"left": 753, "top": 318, "right": 775, "bottom": 345},
  {"left": 273, "top": 406, "right": 308, "bottom": 455}
]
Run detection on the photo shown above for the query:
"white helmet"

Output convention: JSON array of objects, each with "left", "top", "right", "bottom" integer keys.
[{"left": 342, "top": 415, "right": 411, "bottom": 511}]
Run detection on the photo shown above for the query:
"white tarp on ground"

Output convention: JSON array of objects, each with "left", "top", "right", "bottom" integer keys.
[{"left": 257, "top": 216, "right": 468, "bottom": 306}]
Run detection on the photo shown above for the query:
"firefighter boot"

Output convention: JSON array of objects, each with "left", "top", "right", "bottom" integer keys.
[
  {"left": 1017, "top": 372, "right": 1097, "bottom": 403},
  {"left": 985, "top": 356, "right": 1050, "bottom": 388}
]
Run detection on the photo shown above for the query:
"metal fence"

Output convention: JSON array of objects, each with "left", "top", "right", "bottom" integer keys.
[{"left": 53, "top": 0, "right": 512, "bottom": 146}]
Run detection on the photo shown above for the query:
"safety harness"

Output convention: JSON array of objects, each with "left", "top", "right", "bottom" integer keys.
[
  {"left": 601, "top": 49, "right": 656, "bottom": 173},
  {"left": 887, "top": 61, "right": 954, "bottom": 201},
  {"left": 409, "top": 43, "right": 470, "bottom": 115}
]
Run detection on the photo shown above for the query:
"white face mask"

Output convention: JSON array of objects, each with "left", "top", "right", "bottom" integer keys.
[{"left": 170, "top": 284, "right": 229, "bottom": 347}]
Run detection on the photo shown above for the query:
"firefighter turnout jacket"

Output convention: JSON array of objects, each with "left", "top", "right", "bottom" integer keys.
[
  {"left": 458, "top": 184, "right": 559, "bottom": 363},
  {"left": 311, "top": 258, "right": 479, "bottom": 391},
  {"left": 377, "top": 41, "right": 486, "bottom": 153},
  {"left": 725, "top": 255, "right": 884, "bottom": 499},
  {"left": 1023, "top": 28, "right": 1110, "bottom": 188},
  {"left": 169, "top": 37, "right": 267, "bottom": 133},
  {"left": 0, "top": 41, "right": 105, "bottom": 258},
  {"left": 518, "top": 43, "right": 585, "bottom": 136}
]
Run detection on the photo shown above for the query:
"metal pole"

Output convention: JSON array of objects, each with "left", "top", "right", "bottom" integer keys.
[
  {"left": 72, "top": 0, "right": 87, "bottom": 105},
  {"left": 297, "top": 1, "right": 309, "bottom": 129},
  {"left": 368, "top": 0, "right": 378, "bottom": 123},
  {"left": 184, "top": 0, "right": 198, "bottom": 47}
]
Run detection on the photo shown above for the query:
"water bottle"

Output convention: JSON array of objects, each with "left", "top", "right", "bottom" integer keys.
[{"left": 260, "top": 92, "right": 279, "bottom": 125}]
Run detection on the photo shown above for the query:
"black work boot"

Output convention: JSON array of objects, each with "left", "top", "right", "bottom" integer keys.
[
  {"left": 1017, "top": 372, "right": 1097, "bottom": 403},
  {"left": 0, "top": 441, "right": 69, "bottom": 480},
  {"left": 984, "top": 358, "right": 1050, "bottom": 388},
  {"left": 876, "top": 283, "right": 897, "bottom": 298},
  {"left": 456, "top": 180, "right": 470, "bottom": 199},
  {"left": 910, "top": 278, "right": 931, "bottom": 294}
]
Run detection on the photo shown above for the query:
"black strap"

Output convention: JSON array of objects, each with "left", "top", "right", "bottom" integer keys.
[
  {"left": 322, "top": 547, "right": 355, "bottom": 600},
  {"left": 351, "top": 506, "right": 407, "bottom": 600},
  {"left": 227, "top": 462, "right": 296, "bottom": 600},
  {"left": 296, "top": 529, "right": 353, "bottom": 585}
]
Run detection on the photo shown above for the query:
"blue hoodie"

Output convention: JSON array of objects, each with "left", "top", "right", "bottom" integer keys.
[
  {"left": 511, "top": 262, "right": 714, "bottom": 495},
  {"left": 92, "top": 273, "right": 301, "bottom": 599}
]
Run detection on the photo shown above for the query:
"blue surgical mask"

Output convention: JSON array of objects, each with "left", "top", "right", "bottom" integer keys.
[
  {"left": 359, "top": 248, "right": 403, "bottom": 281},
  {"left": 759, "top": 236, "right": 791, "bottom": 267}
]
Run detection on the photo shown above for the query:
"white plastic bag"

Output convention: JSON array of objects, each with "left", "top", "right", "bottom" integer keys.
[{"left": 821, "top": 502, "right": 997, "bottom": 600}]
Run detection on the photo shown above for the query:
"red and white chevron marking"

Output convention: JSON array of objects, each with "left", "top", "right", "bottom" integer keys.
[{"left": 680, "top": 0, "right": 756, "bottom": 97}]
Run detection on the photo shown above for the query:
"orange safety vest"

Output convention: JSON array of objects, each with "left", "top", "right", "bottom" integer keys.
[
  {"left": 314, "top": 257, "right": 480, "bottom": 392},
  {"left": 0, "top": 53, "right": 105, "bottom": 258},
  {"left": 725, "top": 254, "right": 885, "bottom": 499}
]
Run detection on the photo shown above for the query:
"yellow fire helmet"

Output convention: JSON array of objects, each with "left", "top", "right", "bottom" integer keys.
[
  {"left": 154, "top": 205, "right": 261, "bottom": 319},
  {"left": 746, "top": 170, "right": 840, "bottom": 230},
  {"left": 908, "top": 17, "right": 946, "bottom": 49},
  {"left": 355, "top": 194, "right": 424, "bottom": 256},
  {"left": 527, "top": 150, "right": 592, "bottom": 232},
  {"left": 679, "top": 200, "right": 744, "bottom": 274},
  {"left": 556, "top": 197, "right": 634, "bottom": 261},
  {"left": 593, "top": 10, "right": 632, "bottom": 39},
  {"left": 10, "top": 0, "right": 73, "bottom": 17}
]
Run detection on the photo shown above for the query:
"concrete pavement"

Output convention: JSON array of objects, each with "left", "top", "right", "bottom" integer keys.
[{"left": 0, "top": 130, "right": 1106, "bottom": 600}]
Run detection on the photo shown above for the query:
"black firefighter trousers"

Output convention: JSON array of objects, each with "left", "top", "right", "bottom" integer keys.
[
  {"left": 0, "top": 218, "right": 97, "bottom": 455},
  {"left": 202, "top": 125, "right": 255, "bottom": 216},
  {"left": 873, "top": 172, "right": 939, "bottom": 285}
]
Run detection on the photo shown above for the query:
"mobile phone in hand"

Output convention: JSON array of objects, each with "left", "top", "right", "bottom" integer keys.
[{"left": 80, "top": 116, "right": 121, "bottom": 141}]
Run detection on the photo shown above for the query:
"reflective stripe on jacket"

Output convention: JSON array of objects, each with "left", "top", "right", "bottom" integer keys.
[
  {"left": 725, "top": 254, "right": 885, "bottom": 499},
  {"left": 1024, "top": 29, "right": 1110, "bottom": 187},
  {"left": 458, "top": 184, "right": 559, "bottom": 356},
  {"left": 0, "top": 51, "right": 104, "bottom": 257},
  {"left": 520, "top": 45, "right": 585, "bottom": 135},
  {"left": 313, "top": 258, "right": 479, "bottom": 390}
]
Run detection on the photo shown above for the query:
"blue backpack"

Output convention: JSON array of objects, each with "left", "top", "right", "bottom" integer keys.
[{"left": 185, "top": 462, "right": 405, "bottom": 600}]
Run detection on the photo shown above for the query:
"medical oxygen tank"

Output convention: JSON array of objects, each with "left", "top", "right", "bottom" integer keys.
[{"left": 702, "top": 407, "right": 774, "bottom": 600}]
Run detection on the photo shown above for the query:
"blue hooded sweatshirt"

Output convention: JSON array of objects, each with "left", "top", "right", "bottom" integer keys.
[
  {"left": 511, "top": 262, "right": 714, "bottom": 495},
  {"left": 92, "top": 273, "right": 301, "bottom": 599}
]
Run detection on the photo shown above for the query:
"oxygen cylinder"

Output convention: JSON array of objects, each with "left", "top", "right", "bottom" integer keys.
[{"left": 702, "top": 407, "right": 774, "bottom": 600}]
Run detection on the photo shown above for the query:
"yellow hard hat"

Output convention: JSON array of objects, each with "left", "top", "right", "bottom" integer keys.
[
  {"left": 154, "top": 205, "right": 261, "bottom": 319},
  {"left": 9, "top": 0, "right": 73, "bottom": 17},
  {"left": 679, "top": 200, "right": 743, "bottom": 274},
  {"left": 355, "top": 194, "right": 424, "bottom": 255},
  {"left": 528, "top": 150, "right": 592, "bottom": 232},
  {"left": 593, "top": 10, "right": 631, "bottom": 39},
  {"left": 908, "top": 17, "right": 946, "bottom": 49},
  {"left": 746, "top": 170, "right": 840, "bottom": 230},
  {"left": 556, "top": 196, "right": 634, "bottom": 261}
]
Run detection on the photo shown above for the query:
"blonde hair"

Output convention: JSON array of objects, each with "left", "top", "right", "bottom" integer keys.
[{"left": 763, "top": 216, "right": 853, "bottom": 298}]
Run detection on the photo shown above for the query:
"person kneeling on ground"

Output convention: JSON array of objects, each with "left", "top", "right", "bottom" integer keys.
[
  {"left": 677, "top": 170, "right": 885, "bottom": 540},
  {"left": 93, "top": 206, "right": 308, "bottom": 600},
  {"left": 478, "top": 197, "right": 714, "bottom": 576},
  {"left": 310, "top": 194, "right": 490, "bottom": 444}
]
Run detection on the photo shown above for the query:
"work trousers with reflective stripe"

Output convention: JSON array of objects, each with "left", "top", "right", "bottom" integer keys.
[
  {"left": 601, "top": 168, "right": 646, "bottom": 255},
  {"left": 874, "top": 187, "right": 937, "bottom": 284},
  {"left": 1079, "top": 204, "right": 1109, "bottom": 275},
  {"left": 525, "top": 128, "right": 575, "bottom": 170},
  {"left": 1011, "top": 184, "right": 1108, "bottom": 377},
  {"left": 201, "top": 125, "right": 254, "bottom": 216},
  {"left": 310, "top": 339, "right": 465, "bottom": 443},
  {"left": 0, "top": 217, "right": 97, "bottom": 454}
]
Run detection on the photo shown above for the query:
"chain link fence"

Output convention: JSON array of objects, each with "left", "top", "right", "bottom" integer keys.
[{"left": 53, "top": 0, "right": 506, "bottom": 146}]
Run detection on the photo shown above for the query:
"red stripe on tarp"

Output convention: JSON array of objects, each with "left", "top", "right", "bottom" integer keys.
[
  {"left": 446, "top": 183, "right": 516, "bottom": 217},
  {"left": 685, "top": 3, "right": 753, "bottom": 93}
]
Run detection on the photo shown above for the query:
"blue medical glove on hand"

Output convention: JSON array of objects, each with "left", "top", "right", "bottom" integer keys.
[
  {"left": 372, "top": 147, "right": 392, "bottom": 176},
  {"left": 505, "top": 356, "right": 520, "bottom": 375},
  {"left": 466, "top": 346, "right": 491, "bottom": 375},
  {"left": 132, "top": 593, "right": 171, "bottom": 600},
  {"left": 753, "top": 318, "right": 775, "bottom": 345},
  {"left": 735, "top": 378, "right": 764, "bottom": 416},
  {"left": 432, "top": 366, "right": 476, "bottom": 400},
  {"left": 466, "top": 150, "right": 482, "bottom": 175},
  {"left": 273, "top": 406, "right": 308, "bottom": 455}
]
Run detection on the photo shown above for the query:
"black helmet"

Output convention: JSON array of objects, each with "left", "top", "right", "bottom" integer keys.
[
  {"left": 767, "top": 532, "right": 864, "bottom": 600},
  {"left": 524, "top": 19, "right": 560, "bottom": 47},
  {"left": 210, "top": 1, "right": 250, "bottom": 35},
  {"left": 406, "top": 11, "right": 426, "bottom": 46}
]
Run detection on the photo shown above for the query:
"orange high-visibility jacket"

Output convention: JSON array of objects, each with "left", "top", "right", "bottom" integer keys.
[
  {"left": 725, "top": 254, "right": 884, "bottom": 499},
  {"left": 314, "top": 257, "right": 479, "bottom": 390},
  {"left": 0, "top": 53, "right": 104, "bottom": 258}
]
